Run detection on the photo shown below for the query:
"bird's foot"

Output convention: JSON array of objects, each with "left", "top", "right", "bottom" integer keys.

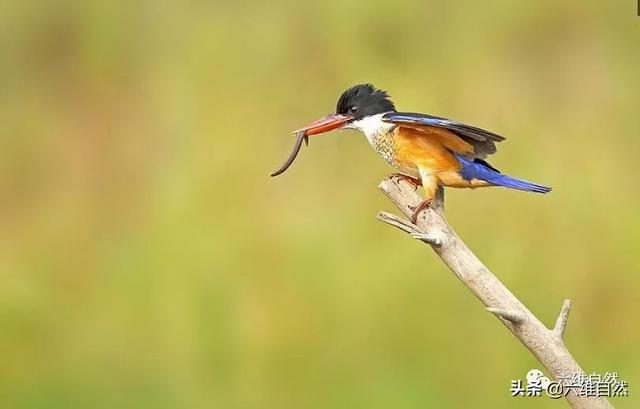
[
  {"left": 389, "top": 173, "right": 421, "bottom": 191},
  {"left": 409, "top": 198, "right": 433, "bottom": 224}
]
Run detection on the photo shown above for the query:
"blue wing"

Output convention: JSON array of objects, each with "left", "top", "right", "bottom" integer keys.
[{"left": 382, "top": 112, "right": 505, "bottom": 158}]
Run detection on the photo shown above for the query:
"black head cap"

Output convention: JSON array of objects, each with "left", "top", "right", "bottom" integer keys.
[{"left": 336, "top": 84, "right": 396, "bottom": 119}]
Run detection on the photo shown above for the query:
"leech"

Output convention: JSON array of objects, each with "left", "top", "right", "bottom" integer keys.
[{"left": 270, "top": 130, "right": 309, "bottom": 177}]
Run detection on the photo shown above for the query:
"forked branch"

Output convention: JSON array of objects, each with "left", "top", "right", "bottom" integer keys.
[{"left": 377, "top": 176, "right": 612, "bottom": 409}]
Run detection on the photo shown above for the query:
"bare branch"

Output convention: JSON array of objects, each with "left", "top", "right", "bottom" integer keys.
[
  {"left": 411, "top": 232, "right": 442, "bottom": 246},
  {"left": 487, "top": 307, "right": 525, "bottom": 324},
  {"left": 553, "top": 299, "right": 572, "bottom": 339},
  {"left": 378, "top": 211, "right": 443, "bottom": 245},
  {"left": 377, "top": 177, "right": 612, "bottom": 409},
  {"left": 377, "top": 211, "right": 420, "bottom": 235}
]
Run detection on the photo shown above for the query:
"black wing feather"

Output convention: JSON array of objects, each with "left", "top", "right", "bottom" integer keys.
[
  {"left": 382, "top": 112, "right": 505, "bottom": 158},
  {"left": 382, "top": 112, "right": 505, "bottom": 142}
]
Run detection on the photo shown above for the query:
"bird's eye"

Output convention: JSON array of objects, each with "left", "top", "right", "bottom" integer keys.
[{"left": 349, "top": 106, "right": 358, "bottom": 113}]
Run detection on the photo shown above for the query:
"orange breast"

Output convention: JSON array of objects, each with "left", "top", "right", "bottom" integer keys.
[{"left": 393, "top": 127, "right": 470, "bottom": 173}]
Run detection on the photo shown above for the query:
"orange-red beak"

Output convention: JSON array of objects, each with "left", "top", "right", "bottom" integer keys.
[{"left": 293, "top": 113, "right": 353, "bottom": 136}]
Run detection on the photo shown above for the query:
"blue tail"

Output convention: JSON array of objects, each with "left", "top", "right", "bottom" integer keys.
[
  {"left": 488, "top": 173, "right": 551, "bottom": 193},
  {"left": 456, "top": 155, "right": 551, "bottom": 194}
]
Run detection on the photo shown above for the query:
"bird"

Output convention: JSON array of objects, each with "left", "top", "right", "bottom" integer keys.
[{"left": 292, "top": 83, "right": 551, "bottom": 223}]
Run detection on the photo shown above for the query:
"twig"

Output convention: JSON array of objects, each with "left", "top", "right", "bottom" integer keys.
[
  {"left": 377, "top": 211, "right": 420, "bottom": 235},
  {"left": 377, "top": 176, "right": 613, "bottom": 409},
  {"left": 377, "top": 212, "right": 443, "bottom": 245},
  {"left": 487, "top": 307, "right": 525, "bottom": 324},
  {"left": 411, "top": 232, "right": 442, "bottom": 246},
  {"left": 553, "top": 299, "right": 572, "bottom": 339}
]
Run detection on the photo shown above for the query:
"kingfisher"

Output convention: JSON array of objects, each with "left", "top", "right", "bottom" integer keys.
[{"left": 291, "top": 83, "right": 551, "bottom": 223}]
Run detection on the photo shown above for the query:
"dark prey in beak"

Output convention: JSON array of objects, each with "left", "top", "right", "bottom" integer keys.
[
  {"left": 270, "top": 113, "right": 352, "bottom": 177},
  {"left": 270, "top": 130, "right": 308, "bottom": 177}
]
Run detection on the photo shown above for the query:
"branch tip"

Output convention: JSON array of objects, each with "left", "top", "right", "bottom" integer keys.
[
  {"left": 552, "top": 299, "right": 572, "bottom": 339},
  {"left": 411, "top": 232, "right": 442, "bottom": 246},
  {"left": 487, "top": 307, "right": 525, "bottom": 324},
  {"left": 377, "top": 212, "right": 419, "bottom": 235}
]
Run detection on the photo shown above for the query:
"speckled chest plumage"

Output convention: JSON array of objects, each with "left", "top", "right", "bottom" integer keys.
[
  {"left": 363, "top": 125, "right": 419, "bottom": 178},
  {"left": 351, "top": 114, "right": 416, "bottom": 176},
  {"left": 367, "top": 127, "right": 398, "bottom": 166}
]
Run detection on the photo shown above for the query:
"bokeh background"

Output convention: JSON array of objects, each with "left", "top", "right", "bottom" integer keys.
[{"left": 1, "top": 0, "right": 639, "bottom": 408}]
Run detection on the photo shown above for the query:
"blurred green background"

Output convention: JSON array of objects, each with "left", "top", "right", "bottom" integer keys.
[{"left": 1, "top": 0, "right": 639, "bottom": 408}]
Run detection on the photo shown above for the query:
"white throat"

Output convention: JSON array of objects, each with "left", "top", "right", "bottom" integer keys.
[{"left": 346, "top": 113, "right": 395, "bottom": 143}]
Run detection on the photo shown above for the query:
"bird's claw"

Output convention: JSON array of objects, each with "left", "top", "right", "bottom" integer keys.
[
  {"left": 409, "top": 198, "right": 433, "bottom": 224},
  {"left": 389, "top": 173, "right": 421, "bottom": 191}
]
